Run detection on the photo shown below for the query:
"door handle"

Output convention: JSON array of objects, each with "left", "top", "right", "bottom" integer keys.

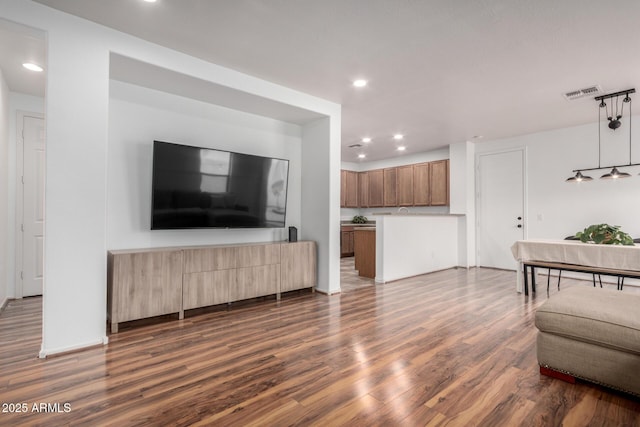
[
  {"left": 517, "top": 224, "right": 522, "bottom": 228},
  {"left": 517, "top": 216, "right": 522, "bottom": 220}
]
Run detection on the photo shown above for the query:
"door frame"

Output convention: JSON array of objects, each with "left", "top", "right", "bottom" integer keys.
[
  {"left": 15, "top": 110, "right": 45, "bottom": 298},
  {"left": 474, "top": 147, "right": 528, "bottom": 268}
]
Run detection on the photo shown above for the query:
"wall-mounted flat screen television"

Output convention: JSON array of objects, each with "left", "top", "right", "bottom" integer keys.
[{"left": 151, "top": 141, "right": 289, "bottom": 229}]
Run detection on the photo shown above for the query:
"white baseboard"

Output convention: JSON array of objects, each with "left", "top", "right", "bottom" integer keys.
[
  {"left": 38, "top": 335, "right": 109, "bottom": 358},
  {"left": 314, "top": 287, "right": 341, "bottom": 295},
  {"left": 0, "top": 297, "right": 8, "bottom": 313}
]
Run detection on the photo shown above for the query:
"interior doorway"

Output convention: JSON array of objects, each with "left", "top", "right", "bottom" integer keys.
[
  {"left": 16, "top": 112, "right": 45, "bottom": 297},
  {"left": 476, "top": 148, "right": 526, "bottom": 270}
]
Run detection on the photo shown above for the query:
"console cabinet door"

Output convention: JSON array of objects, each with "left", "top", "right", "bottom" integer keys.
[
  {"left": 232, "top": 244, "right": 280, "bottom": 301},
  {"left": 182, "top": 247, "right": 236, "bottom": 310},
  {"left": 236, "top": 244, "right": 280, "bottom": 268},
  {"left": 430, "top": 160, "right": 449, "bottom": 206},
  {"left": 183, "top": 270, "right": 233, "bottom": 309},
  {"left": 281, "top": 241, "right": 317, "bottom": 293},
  {"left": 183, "top": 247, "right": 236, "bottom": 273},
  {"left": 232, "top": 265, "right": 280, "bottom": 301},
  {"left": 109, "top": 250, "right": 183, "bottom": 323}
]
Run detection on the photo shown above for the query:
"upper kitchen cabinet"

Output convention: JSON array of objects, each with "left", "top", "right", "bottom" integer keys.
[
  {"left": 340, "top": 170, "right": 347, "bottom": 207},
  {"left": 383, "top": 168, "right": 397, "bottom": 207},
  {"left": 368, "top": 169, "right": 384, "bottom": 207},
  {"left": 340, "top": 159, "right": 449, "bottom": 209},
  {"left": 340, "top": 170, "right": 359, "bottom": 208},
  {"left": 413, "top": 162, "right": 430, "bottom": 206},
  {"left": 358, "top": 172, "right": 369, "bottom": 208},
  {"left": 397, "top": 165, "right": 414, "bottom": 206},
  {"left": 430, "top": 160, "right": 449, "bottom": 206}
]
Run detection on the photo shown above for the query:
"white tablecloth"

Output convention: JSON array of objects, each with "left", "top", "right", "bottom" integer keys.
[{"left": 510, "top": 239, "right": 640, "bottom": 293}]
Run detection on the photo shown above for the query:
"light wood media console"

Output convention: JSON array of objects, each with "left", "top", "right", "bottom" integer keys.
[{"left": 107, "top": 241, "right": 316, "bottom": 333}]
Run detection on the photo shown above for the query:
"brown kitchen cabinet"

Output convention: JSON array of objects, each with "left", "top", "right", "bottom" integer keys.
[
  {"left": 368, "top": 169, "right": 384, "bottom": 207},
  {"left": 413, "top": 162, "right": 431, "bottom": 206},
  {"left": 340, "top": 170, "right": 359, "bottom": 208},
  {"left": 340, "top": 170, "right": 347, "bottom": 207},
  {"left": 340, "top": 226, "right": 355, "bottom": 257},
  {"left": 341, "top": 160, "right": 449, "bottom": 209},
  {"left": 397, "top": 165, "right": 414, "bottom": 206},
  {"left": 383, "top": 167, "right": 397, "bottom": 207},
  {"left": 358, "top": 171, "right": 369, "bottom": 207},
  {"left": 430, "top": 159, "right": 449, "bottom": 206},
  {"left": 354, "top": 228, "right": 376, "bottom": 279}
]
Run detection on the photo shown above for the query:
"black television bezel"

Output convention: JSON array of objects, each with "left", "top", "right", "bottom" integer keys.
[{"left": 150, "top": 140, "right": 290, "bottom": 230}]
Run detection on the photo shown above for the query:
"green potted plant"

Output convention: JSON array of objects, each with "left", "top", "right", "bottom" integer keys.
[
  {"left": 352, "top": 215, "right": 367, "bottom": 224},
  {"left": 575, "top": 224, "right": 634, "bottom": 245}
]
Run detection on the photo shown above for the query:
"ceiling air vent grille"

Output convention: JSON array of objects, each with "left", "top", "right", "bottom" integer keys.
[
  {"left": 348, "top": 143, "right": 362, "bottom": 148},
  {"left": 563, "top": 85, "right": 603, "bottom": 101}
]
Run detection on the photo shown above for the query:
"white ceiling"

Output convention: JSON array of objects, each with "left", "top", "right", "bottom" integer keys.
[
  {"left": 0, "top": 19, "right": 46, "bottom": 97},
  {"left": 9, "top": 1, "right": 640, "bottom": 161}
]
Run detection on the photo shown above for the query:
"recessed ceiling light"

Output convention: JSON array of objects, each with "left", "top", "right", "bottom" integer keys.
[
  {"left": 353, "top": 79, "right": 368, "bottom": 88},
  {"left": 22, "top": 63, "right": 43, "bottom": 72},
  {"left": 143, "top": 0, "right": 157, "bottom": 2},
  {"left": 393, "top": 134, "right": 404, "bottom": 140},
  {"left": 362, "top": 137, "right": 371, "bottom": 143},
  {"left": 397, "top": 146, "right": 406, "bottom": 151},
  {"left": 358, "top": 154, "right": 366, "bottom": 159}
]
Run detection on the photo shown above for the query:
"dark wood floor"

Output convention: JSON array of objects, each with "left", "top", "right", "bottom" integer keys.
[{"left": 1, "top": 261, "right": 639, "bottom": 426}]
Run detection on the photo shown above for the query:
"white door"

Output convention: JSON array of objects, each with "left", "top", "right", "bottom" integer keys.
[
  {"left": 477, "top": 149, "right": 525, "bottom": 270},
  {"left": 21, "top": 115, "right": 46, "bottom": 296}
]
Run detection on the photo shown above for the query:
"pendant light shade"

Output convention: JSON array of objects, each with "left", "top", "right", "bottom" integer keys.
[
  {"left": 600, "top": 167, "right": 631, "bottom": 179},
  {"left": 566, "top": 171, "right": 593, "bottom": 182}
]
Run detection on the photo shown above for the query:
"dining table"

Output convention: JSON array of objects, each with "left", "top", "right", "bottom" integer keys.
[{"left": 510, "top": 239, "right": 640, "bottom": 294}]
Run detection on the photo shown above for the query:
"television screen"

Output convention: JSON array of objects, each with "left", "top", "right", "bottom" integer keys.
[{"left": 151, "top": 141, "right": 289, "bottom": 229}]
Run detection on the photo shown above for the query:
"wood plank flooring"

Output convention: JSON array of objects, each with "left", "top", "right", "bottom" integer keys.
[{"left": 1, "top": 262, "right": 639, "bottom": 426}]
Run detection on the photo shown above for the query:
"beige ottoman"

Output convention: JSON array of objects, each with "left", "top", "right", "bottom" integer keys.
[{"left": 535, "top": 286, "right": 640, "bottom": 396}]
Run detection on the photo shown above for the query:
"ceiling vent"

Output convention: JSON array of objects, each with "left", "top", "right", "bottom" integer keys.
[
  {"left": 563, "top": 85, "right": 603, "bottom": 101},
  {"left": 348, "top": 143, "right": 362, "bottom": 148}
]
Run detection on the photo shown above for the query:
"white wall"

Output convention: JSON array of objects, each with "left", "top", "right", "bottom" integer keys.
[
  {"left": 302, "top": 117, "right": 341, "bottom": 294},
  {"left": 476, "top": 116, "right": 640, "bottom": 240},
  {"left": 450, "top": 141, "right": 476, "bottom": 267},
  {"left": 108, "top": 81, "right": 302, "bottom": 249},
  {"left": 376, "top": 214, "right": 459, "bottom": 283},
  {"left": 1, "top": 0, "right": 340, "bottom": 356},
  {"left": 0, "top": 69, "right": 9, "bottom": 310}
]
